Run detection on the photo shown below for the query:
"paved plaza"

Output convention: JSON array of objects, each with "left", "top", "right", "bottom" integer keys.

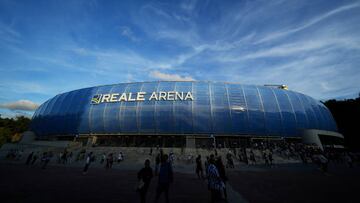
[{"left": 0, "top": 162, "right": 359, "bottom": 203}]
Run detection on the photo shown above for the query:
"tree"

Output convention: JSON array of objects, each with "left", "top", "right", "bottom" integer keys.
[
  {"left": 324, "top": 95, "right": 360, "bottom": 151},
  {"left": 0, "top": 116, "right": 31, "bottom": 146}
]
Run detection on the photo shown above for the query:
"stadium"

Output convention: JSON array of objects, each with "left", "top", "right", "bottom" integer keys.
[{"left": 30, "top": 81, "right": 344, "bottom": 150}]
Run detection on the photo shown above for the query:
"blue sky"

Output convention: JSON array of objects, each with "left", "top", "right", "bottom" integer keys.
[{"left": 0, "top": 0, "right": 359, "bottom": 118}]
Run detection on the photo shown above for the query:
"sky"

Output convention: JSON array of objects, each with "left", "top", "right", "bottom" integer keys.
[{"left": 0, "top": 0, "right": 359, "bottom": 118}]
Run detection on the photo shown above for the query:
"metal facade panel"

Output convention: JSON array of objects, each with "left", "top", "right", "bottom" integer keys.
[
  {"left": 227, "top": 84, "right": 249, "bottom": 134},
  {"left": 258, "top": 86, "right": 283, "bottom": 136},
  {"left": 31, "top": 81, "right": 338, "bottom": 137},
  {"left": 243, "top": 85, "right": 266, "bottom": 135},
  {"left": 173, "top": 82, "right": 193, "bottom": 134}
]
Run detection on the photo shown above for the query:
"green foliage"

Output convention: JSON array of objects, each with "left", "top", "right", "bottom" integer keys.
[
  {"left": 324, "top": 94, "right": 360, "bottom": 150},
  {"left": 0, "top": 116, "right": 31, "bottom": 146}
]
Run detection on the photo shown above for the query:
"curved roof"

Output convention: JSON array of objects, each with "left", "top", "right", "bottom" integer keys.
[{"left": 31, "top": 81, "right": 337, "bottom": 137}]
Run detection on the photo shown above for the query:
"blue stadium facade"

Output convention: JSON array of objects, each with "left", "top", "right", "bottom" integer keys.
[{"left": 31, "top": 81, "right": 337, "bottom": 138}]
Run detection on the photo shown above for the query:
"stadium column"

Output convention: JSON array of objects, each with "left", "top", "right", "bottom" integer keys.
[
  {"left": 186, "top": 136, "right": 195, "bottom": 148},
  {"left": 86, "top": 136, "right": 97, "bottom": 147},
  {"left": 302, "top": 130, "right": 323, "bottom": 150}
]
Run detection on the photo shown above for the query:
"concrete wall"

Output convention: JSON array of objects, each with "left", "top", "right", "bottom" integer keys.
[{"left": 302, "top": 129, "right": 344, "bottom": 150}]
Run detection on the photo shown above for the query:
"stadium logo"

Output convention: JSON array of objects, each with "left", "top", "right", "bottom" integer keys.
[
  {"left": 91, "top": 94, "right": 102, "bottom": 104},
  {"left": 91, "top": 91, "right": 194, "bottom": 104}
]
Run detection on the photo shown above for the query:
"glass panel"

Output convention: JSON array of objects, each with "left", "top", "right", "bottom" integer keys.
[
  {"left": 47, "top": 92, "right": 68, "bottom": 135},
  {"left": 298, "top": 94, "right": 318, "bottom": 129},
  {"left": 78, "top": 88, "right": 97, "bottom": 134},
  {"left": 38, "top": 100, "right": 50, "bottom": 115},
  {"left": 50, "top": 93, "right": 66, "bottom": 116},
  {"left": 69, "top": 88, "right": 93, "bottom": 135},
  {"left": 243, "top": 85, "right": 266, "bottom": 135},
  {"left": 193, "top": 82, "right": 212, "bottom": 134},
  {"left": 211, "top": 83, "right": 232, "bottom": 134},
  {"left": 43, "top": 95, "right": 62, "bottom": 135},
  {"left": 156, "top": 82, "right": 175, "bottom": 134},
  {"left": 258, "top": 87, "right": 283, "bottom": 136},
  {"left": 138, "top": 82, "right": 158, "bottom": 133},
  {"left": 273, "top": 89, "right": 297, "bottom": 136},
  {"left": 42, "top": 95, "right": 59, "bottom": 116},
  {"left": 317, "top": 103, "right": 331, "bottom": 130},
  {"left": 286, "top": 91, "right": 308, "bottom": 131},
  {"left": 227, "top": 84, "right": 249, "bottom": 135},
  {"left": 103, "top": 84, "right": 127, "bottom": 134},
  {"left": 120, "top": 83, "right": 142, "bottom": 133},
  {"left": 90, "top": 85, "right": 114, "bottom": 134},
  {"left": 320, "top": 104, "right": 337, "bottom": 131},
  {"left": 60, "top": 91, "right": 78, "bottom": 135},
  {"left": 310, "top": 99, "right": 327, "bottom": 130},
  {"left": 31, "top": 101, "right": 49, "bottom": 135},
  {"left": 174, "top": 82, "right": 193, "bottom": 134}
]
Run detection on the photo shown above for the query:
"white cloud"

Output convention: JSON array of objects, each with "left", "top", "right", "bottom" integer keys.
[
  {"left": 246, "top": 38, "right": 359, "bottom": 59},
  {"left": 0, "top": 21, "right": 21, "bottom": 44},
  {"left": 120, "top": 26, "right": 140, "bottom": 42},
  {"left": 0, "top": 100, "right": 39, "bottom": 111},
  {"left": 150, "top": 70, "right": 195, "bottom": 81},
  {"left": 255, "top": 2, "right": 360, "bottom": 44}
]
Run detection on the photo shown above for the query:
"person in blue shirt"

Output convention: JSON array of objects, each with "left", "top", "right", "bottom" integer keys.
[{"left": 154, "top": 154, "right": 173, "bottom": 203}]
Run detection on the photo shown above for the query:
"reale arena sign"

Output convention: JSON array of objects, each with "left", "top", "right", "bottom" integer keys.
[{"left": 91, "top": 91, "right": 194, "bottom": 104}]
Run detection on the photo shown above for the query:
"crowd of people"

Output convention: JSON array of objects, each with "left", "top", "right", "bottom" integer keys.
[
  {"left": 137, "top": 150, "right": 228, "bottom": 203},
  {"left": 3, "top": 143, "right": 360, "bottom": 202},
  {"left": 4, "top": 148, "right": 128, "bottom": 170},
  {"left": 137, "top": 151, "right": 174, "bottom": 203}
]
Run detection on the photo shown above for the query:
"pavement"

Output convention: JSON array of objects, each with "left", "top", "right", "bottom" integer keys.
[{"left": 0, "top": 160, "right": 359, "bottom": 203}]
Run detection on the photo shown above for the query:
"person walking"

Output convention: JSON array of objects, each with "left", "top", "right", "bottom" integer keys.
[
  {"left": 204, "top": 156, "right": 209, "bottom": 176},
  {"left": 154, "top": 154, "right": 173, "bottom": 203},
  {"left": 250, "top": 150, "right": 256, "bottom": 165},
  {"left": 226, "top": 152, "right": 234, "bottom": 168},
  {"left": 101, "top": 152, "right": 106, "bottom": 164},
  {"left": 106, "top": 153, "right": 114, "bottom": 169},
  {"left": 207, "top": 155, "right": 224, "bottom": 203},
  {"left": 137, "top": 159, "right": 153, "bottom": 203},
  {"left": 195, "top": 155, "right": 203, "bottom": 179},
  {"left": 83, "top": 152, "right": 93, "bottom": 175},
  {"left": 155, "top": 153, "right": 161, "bottom": 175},
  {"left": 41, "top": 152, "right": 50, "bottom": 169},
  {"left": 118, "top": 152, "right": 123, "bottom": 163},
  {"left": 31, "top": 152, "right": 39, "bottom": 165},
  {"left": 215, "top": 157, "right": 228, "bottom": 200},
  {"left": 25, "top": 151, "right": 34, "bottom": 165},
  {"left": 344, "top": 153, "right": 353, "bottom": 168},
  {"left": 268, "top": 151, "right": 273, "bottom": 166},
  {"left": 68, "top": 151, "right": 73, "bottom": 164}
]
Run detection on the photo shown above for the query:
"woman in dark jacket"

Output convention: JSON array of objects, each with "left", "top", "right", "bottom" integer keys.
[{"left": 137, "top": 159, "right": 153, "bottom": 203}]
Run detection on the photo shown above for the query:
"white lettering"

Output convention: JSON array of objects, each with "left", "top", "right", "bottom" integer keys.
[
  {"left": 119, "top": 93, "right": 127, "bottom": 102},
  {"left": 184, "top": 92, "right": 194, "bottom": 100},
  {"left": 137, "top": 92, "right": 146, "bottom": 101},
  {"left": 128, "top": 93, "right": 136, "bottom": 101},
  {"left": 92, "top": 91, "right": 194, "bottom": 104},
  {"left": 167, "top": 91, "right": 175, "bottom": 100},
  {"left": 175, "top": 92, "right": 184, "bottom": 100},
  {"left": 101, "top": 94, "right": 111, "bottom": 102},
  {"left": 149, "top": 92, "right": 158, "bottom": 101},
  {"left": 159, "top": 91, "right": 166, "bottom": 100},
  {"left": 110, "top": 93, "right": 119, "bottom": 102}
]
